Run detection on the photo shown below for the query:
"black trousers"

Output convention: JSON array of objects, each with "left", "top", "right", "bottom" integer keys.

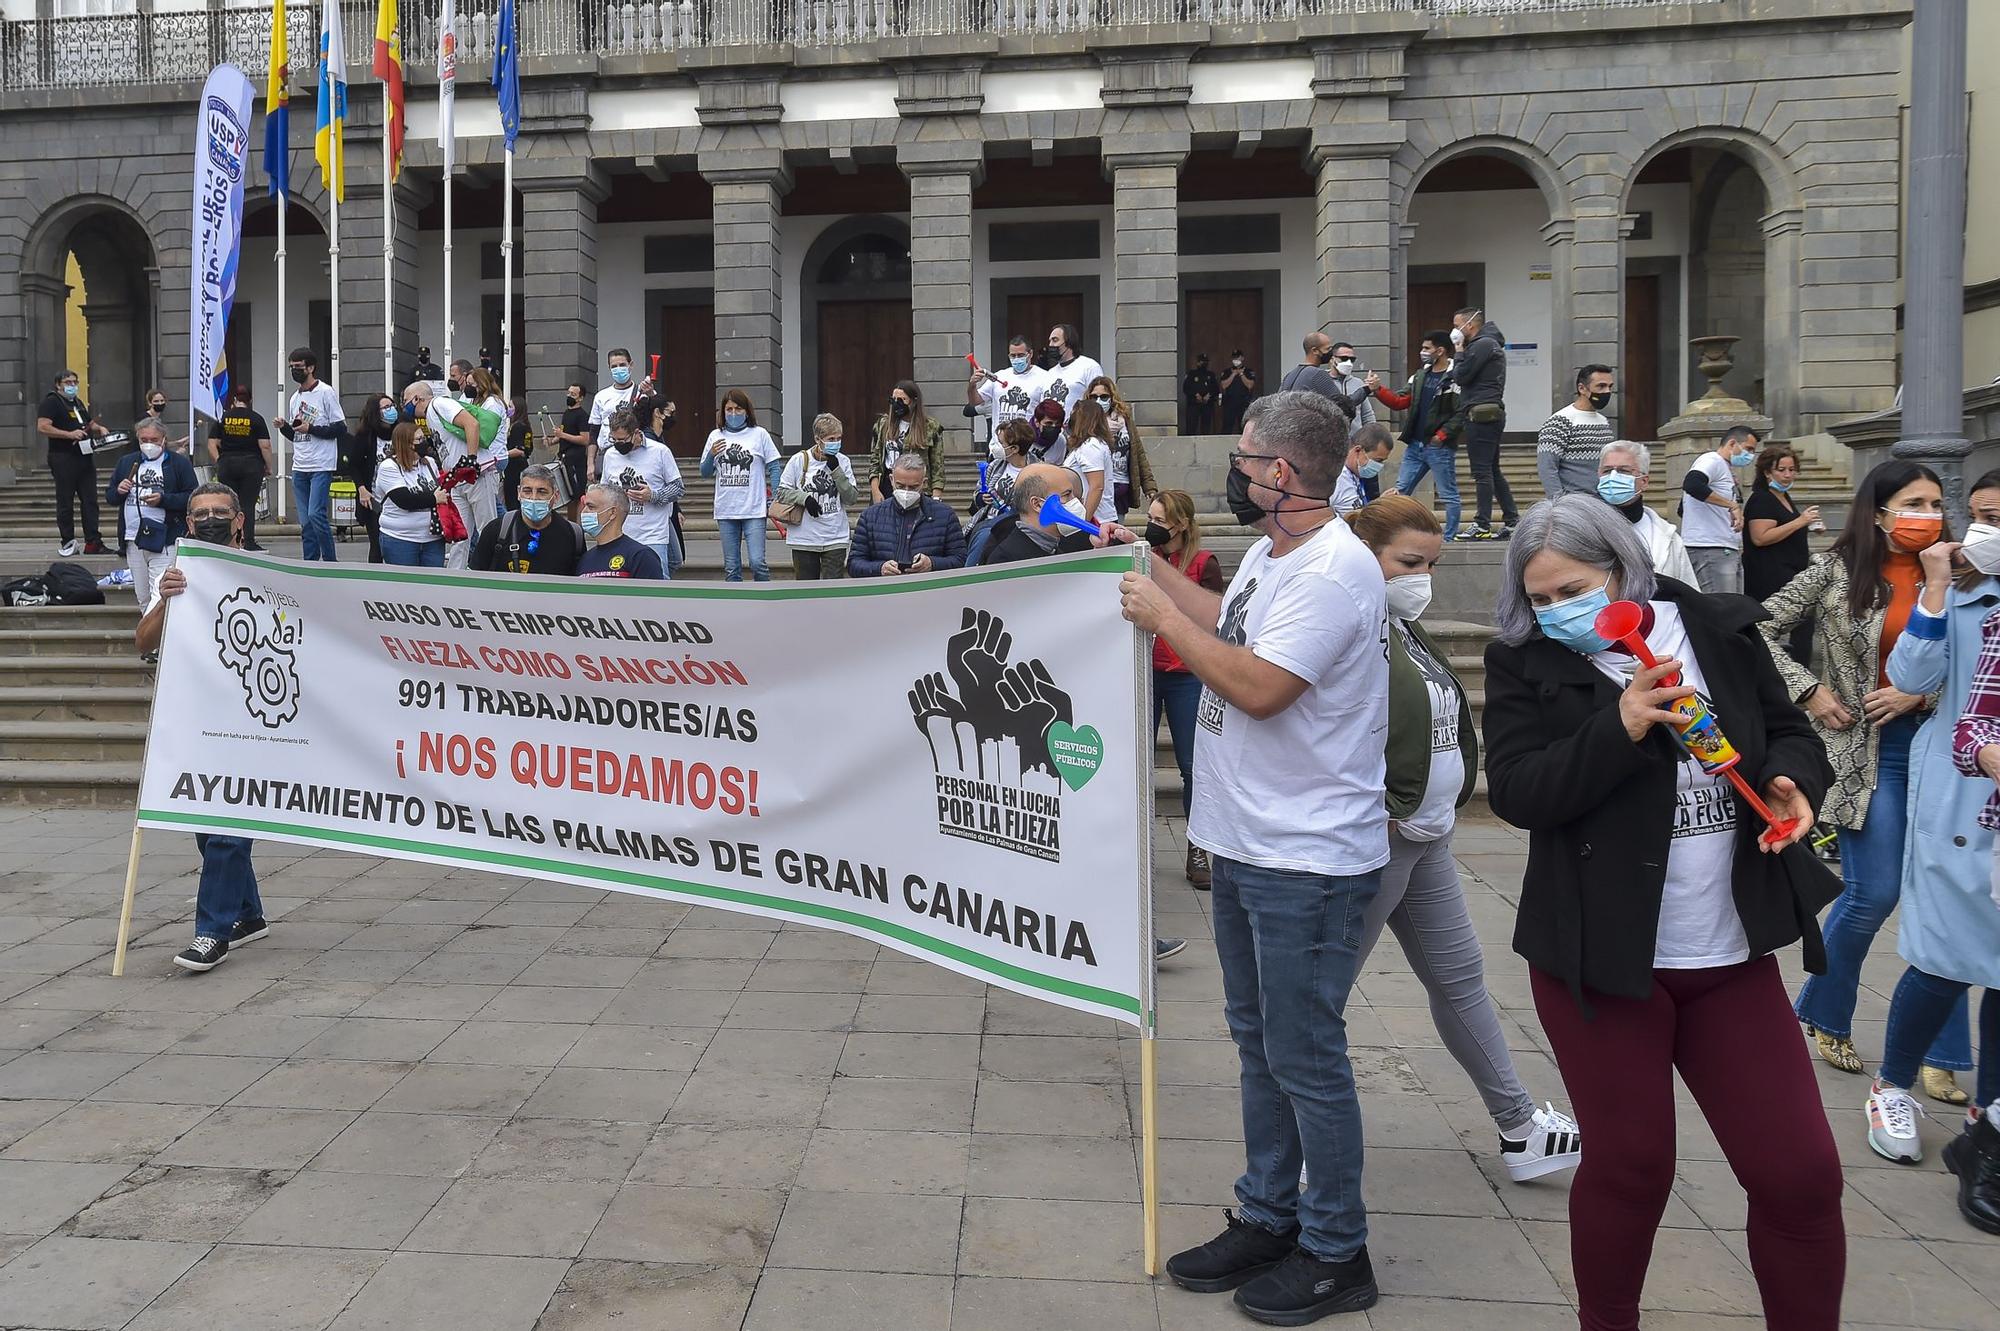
[
  {"left": 1466, "top": 417, "right": 1518, "bottom": 529},
  {"left": 215, "top": 455, "right": 266, "bottom": 550},
  {"left": 48, "top": 450, "right": 100, "bottom": 544},
  {"left": 1188, "top": 400, "right": 1215, "bottom": 434}
]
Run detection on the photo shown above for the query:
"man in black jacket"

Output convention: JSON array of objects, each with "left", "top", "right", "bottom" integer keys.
[
  {"left": 981, "top": 464, "right": 1096, "bottom": 565},
  {"left": 470, "top": 466, "right": 583, "bottom": 575},
  {"left": 1449, "top": 308, "right": 1517, "bottom": 540}
]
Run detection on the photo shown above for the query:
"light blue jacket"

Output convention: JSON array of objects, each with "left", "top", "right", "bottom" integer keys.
[{"left": 1885, "top": 576, "right": 2000, "bottom": 986}]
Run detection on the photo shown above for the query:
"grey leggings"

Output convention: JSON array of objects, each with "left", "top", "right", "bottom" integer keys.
[{"left": 1359, "top": 828, "right": 1537, "bottom": 1136}]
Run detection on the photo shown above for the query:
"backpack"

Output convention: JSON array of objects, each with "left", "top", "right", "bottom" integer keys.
[
  {"left": 964, "top": 505, "right": 1015, "bottom": 568},
  {"left": 438, "top": 400, "right": 504, "bottom": 452},
  {"left": 0, "top": 575, "right": 49, "bottom": 607},
  {"left": 43, "top": 562, "right": 105, "bottom": 605}
]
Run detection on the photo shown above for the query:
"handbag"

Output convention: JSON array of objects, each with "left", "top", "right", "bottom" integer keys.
[
  {"left": 135, "top": 515, "right": 169, "bottom": 554},
  {"left": 768, "top": 497, "right": 803, "bottom": 526},
  {"left": 435, "top": 493, "right": 469, "bottom": 543}
]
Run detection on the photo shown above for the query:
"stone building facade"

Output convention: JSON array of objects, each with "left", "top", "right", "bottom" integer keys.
[{"left": 0, "top": 0, "right": 1911, "bottom": 465}]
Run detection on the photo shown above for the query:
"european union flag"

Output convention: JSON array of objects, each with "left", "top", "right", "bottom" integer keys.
[{"left": 492, "top": 0, "right": 519, "bottom": 151}]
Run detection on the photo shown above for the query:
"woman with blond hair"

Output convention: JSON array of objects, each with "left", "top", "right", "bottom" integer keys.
[
  {"left": 1085, "top": 375, "right": 1157, "bottom": 516},
  {"left": 1145, "top": 489, "right": 1226, "bottom": 886}
]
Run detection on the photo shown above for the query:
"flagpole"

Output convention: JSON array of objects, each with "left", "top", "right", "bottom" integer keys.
[
  {"left": 329, "top": 187, "right": 341, "bottom": 396},
  {"left": 442, "top": 169, "right": 453, "bottom": 370},
  {"left": 275, "top": 192, "right": 289, "bottom": 520},
  {"left": 501, "top": 145, "right": 512, "bottom": 398},
  {"left": 382, "top": 98, "right": 393, "bottom": 390}
]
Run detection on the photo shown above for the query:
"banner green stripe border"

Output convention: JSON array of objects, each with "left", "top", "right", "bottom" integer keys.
[
  {"left": 138, "top": 807, "right": 1144, "bottom": 1018},
  {"left": 175, "top": 542, "right": 1139, "bottom": 599}
]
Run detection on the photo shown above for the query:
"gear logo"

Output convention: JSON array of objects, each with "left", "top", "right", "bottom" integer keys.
[{"left": 214, "top": 588, "right": 302, "bottom": 728}]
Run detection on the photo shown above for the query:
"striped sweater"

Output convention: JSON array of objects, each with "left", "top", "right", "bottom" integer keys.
[{"left": 1536, "top": 404, "right": 1616, "bottom": 498}]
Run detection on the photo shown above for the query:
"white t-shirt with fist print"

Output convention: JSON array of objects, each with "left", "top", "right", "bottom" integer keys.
[
  {"left": 599, "top": 436, "right": 683, "bottom": 548},
  {"left": 780, "top": 450, "right": 856, "bottom": 548},
  {"left": 706, "top": 427, "right": 780, "bottom": 521},
  {"left": 1189, "top": 517, "right": 1390, "bottom": 877}
]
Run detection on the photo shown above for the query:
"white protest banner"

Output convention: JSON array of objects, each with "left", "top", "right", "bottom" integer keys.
[
  {"left": 189, "top": 64, "right": 254, "bottom": 434},
  {"left": 135, "top": 544, "right": 1157, "bottom": 1027}
]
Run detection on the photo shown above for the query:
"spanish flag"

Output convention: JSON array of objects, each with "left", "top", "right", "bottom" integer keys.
[
  {"left": 373, "top": 0, "right": 403, "bottom": 181},
  {"left": 314, "top": 0, "right": 346, "bottom": 202},
  {"left": 262, "top": 0, "right": 289, "bottom": 200}
]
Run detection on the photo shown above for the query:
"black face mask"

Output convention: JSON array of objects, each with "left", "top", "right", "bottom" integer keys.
[
  {"left": 1588, "top": 391, "right": 1613, "bottom": 411},
  {"left": 1039, "top": 347, "right": 1062, "bottom": 370},
  {"left": 1144, "top": 521, "right": 1174, "bottom": 549},
  {"left": 289, "top": 367, "right": 308, "bottom": 385},
  {"left": 1036, "top": 426, "right": 1062, "bottom": 450},
  {"left": 613, "top": 438, "right": 636, "bottom": 454},
  {"left": 191, "top": 516, "right": 235, "bottom": 545},
  {"left": 1226, "top": 467, "right": 1266, "bottom": 527},
  {"left": 446, "top": 379, "right": 461, "bottom": 395},
  {"left": 565, "top": 394, "right": 580, "bottom": 408},
  {"left": 890, "top": 399, "right": 909, "bottom": 419}
]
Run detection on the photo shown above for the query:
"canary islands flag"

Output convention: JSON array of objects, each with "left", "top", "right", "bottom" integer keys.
[
  {"left": 263, "top": 0, "right": 289, "bottom": 200},
  {"left": 315, "top": 0, "right": 346, "bottom": 202}
]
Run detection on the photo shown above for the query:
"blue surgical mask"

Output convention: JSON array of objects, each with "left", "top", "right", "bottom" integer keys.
[
  {"left": 1358, "top": 459, "right": 1384, "bottom": 481},
  {"left": 520, "top": 499, "right": 553, "bottom": 524},
  {"left": 1769, "top": 480, "right": 1792, "bottom": 494},
  {"left": 60, "top": 383, "right": 77, "bottom": 399},
  {"left": 724, "top": 411, "right": 747, "bottom": 431},
  {"left": 1010, "top": 355, "right": 1031, "bottom": 375},
  {"left": 1534, "top": 582, "right": 1615, "bottom": 655},
  {"left": 382, "top": 406, "right": 399, "bottom": 426},
  {"left": 822, "top": 440, "right": 842, "bottom": 456},
  {"left": 1730, "top": 450, "right": 1755, "bottom": 468},
  {"left": 610, "top": 366, "right": 631, "bottom": 386},
  {"left": 581, "top": 511, "right": 602, "bottom": 537},
  {"left": 1596, "top": 472, "right": 1638, "bottom": 507}
]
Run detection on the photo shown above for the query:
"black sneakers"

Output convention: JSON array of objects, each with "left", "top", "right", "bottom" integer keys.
[
  {"left": 230, "top": 917, "right": 269, "bottom": 945},
  {"left": 1165, "top": 1209, "right": 1298, "bottom": 1293},
  {"left": 1943, "top": 1111, "right": 2000, "bottom": 1235},
  {"left": 1234, "top": 1245, "right": 1378, "bottom": 1325},
  {"left": 173, "top": 936, "right": 228, "bottom": 972}
]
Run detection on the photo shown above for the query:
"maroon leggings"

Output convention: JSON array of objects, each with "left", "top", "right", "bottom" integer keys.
[{"left": 1532, "top": 955, "right": 1845, "bottom": 1330}]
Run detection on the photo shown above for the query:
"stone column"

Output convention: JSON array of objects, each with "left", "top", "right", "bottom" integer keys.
[
  {"left": 1106, "top": 146, "right": 1187, "bottom": 434},
  {"left": 701, "top": 153, "right": 790, "bottom": 443},
  {"left": 337, "top": 169, "right": 424, "bottom": 400},
  {"left": 1567, "top": 207, "right": 1624, "bottom": 409},
  {"left": 517, "top": 164, "right": 608, "bottom": 416},
  {"left": 898, "top": 147, "right": 981, "bottom": 447},
  {"left": 1309, "top": 128, "right": 1402, "bottom": 374}
]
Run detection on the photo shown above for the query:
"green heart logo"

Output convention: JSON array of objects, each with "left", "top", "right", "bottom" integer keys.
[{"left": 1046, "top": 722, "right": 1103, "bottom": 792}]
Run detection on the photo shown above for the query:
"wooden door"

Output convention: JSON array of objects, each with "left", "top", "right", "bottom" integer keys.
[
  {"left": 1623, "top": 273, "right": 1660, "bottom": 441},
  {"left": 1006, "top": 293, "right": 1088, "bottom": 361},
  {"left": 1185, "top": 289, "right": 1265, "bottom": 424},
  {"left": 1407, "top": 280, "right": 1467, "bottom": 377},
  {"left": 655, "top": 302, "right": 716, "bottom": 455},
  {"left": 816, "top": 299, "right": 913, "bottom": 454}
]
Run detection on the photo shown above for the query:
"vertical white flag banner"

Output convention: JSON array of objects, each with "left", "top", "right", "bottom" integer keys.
[
  {"left": 136, "top": 548, "right": 1158, "bottom": 1027},
  {"left": 436, "top": 6, "right": 455, "bottom": 172},
  {"left": 189, "top": 64, "right": 255, "bottom": 438}
]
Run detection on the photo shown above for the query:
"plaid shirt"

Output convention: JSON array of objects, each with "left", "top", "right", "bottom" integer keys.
[{"left": 1951, "top": 606, "right": 2000, "bottom": 829}]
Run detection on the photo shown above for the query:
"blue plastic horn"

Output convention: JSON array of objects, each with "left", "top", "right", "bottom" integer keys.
[{"left": 1038, "top": 492, "right": 1098, "bottom": 535}]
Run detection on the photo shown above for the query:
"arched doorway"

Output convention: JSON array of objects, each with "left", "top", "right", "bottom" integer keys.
[
  {"left": 801, "top": 217, "right": 912, "bottom": 451},
  {"left": 23, "top": 200, "right": 159, "bottom": 433}
]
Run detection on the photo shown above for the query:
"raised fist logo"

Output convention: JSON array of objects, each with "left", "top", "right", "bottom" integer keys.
[
  {"left": 807, "top": 465, "right": 840, "bottom": 500},
  {"left": 909, "top": 608, "right": 1076, "bottom": 787},
  {"left": 1218, "top": 578, "right": 1259, "bottom": 647},
  {"left": 1001, "top": 385, "right": 1030, "bottom": 412},
  {"left": 214, "top": 588, "right": 301, "bottom": 728},
  {"left": 719, "top": 441, "right": 754, "bottom": 470},
  {"left": 1046, "top": 378, "right": 1071, "bottom": 405}
]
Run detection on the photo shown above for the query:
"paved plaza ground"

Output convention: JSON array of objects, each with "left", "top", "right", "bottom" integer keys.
[{"left": 0, "top": 804, "right": 1996, "bottom": 1330}]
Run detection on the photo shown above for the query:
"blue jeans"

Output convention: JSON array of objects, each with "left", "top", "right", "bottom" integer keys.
[
  {"left": 379, "top": 533, "right": 445, "bottom": 567},
  {"left": 1210, "top": 855, "right": 1379, "bottom": 1261},
  {"left": 717, "top": 517, "right": 769, "bottom": 582},
  {"left": 193, "top": 834, "right": 263, "bottom": 943},
  {"left": 645, "top": 542, "right": 675, "bottom": 580},
  {"left": 292, "top": 469, "right": 335, "bottom": 561},
  {"left": 1394, "top": 442, "right": 1462, "bottom": 537},
  {"left": 1881, "top": 968, "right": 2000, "bottom": 1107},
  {"left": 1152, "top": 667, "right": 1201, "bottom": 817},
  {"left": 1796, "top": 714, "right": 1972, "bottom": 1069}
]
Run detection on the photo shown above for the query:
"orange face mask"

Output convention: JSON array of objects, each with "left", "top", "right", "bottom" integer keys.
[{"left": 1883, "top": 510, "right": 1944, "bottom": 552}]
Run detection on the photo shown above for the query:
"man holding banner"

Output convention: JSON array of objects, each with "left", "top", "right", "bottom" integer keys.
[{"left": 1115, "top": 390, "right": 1389, "bottom": 1324}]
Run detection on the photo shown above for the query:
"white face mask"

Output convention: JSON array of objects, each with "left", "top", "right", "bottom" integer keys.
[
  {"left": 1449, "top": 328, "right": 1465, "bottom": 348},
  {"left": 1061, "top": 496, "right": 1088, "bottom": 523},
  {"left": 139, "top": 442, "right": 164, "bottom": 460},
  {"left": 893, "top": 488, "right": 922, "bottom": 510},
  {"left": 1335, "top": 359, "right": 1356, "bottom": 375},
  {"left": 1963, "top": 522, "right": 2000, "bottom": 575},
  {"left": 1384, "top": 573, "right": 1433, "bottom": 622},
  {"left": 987, "top": 441, "right": 1007, "bottom": 463}
]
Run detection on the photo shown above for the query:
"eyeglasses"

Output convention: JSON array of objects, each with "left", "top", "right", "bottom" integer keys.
[{"left": 1228, "top": 452, "right": 1281, "bottom": 468}]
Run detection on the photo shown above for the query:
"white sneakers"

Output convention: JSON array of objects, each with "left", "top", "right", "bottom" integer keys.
[
  {"left": 1500, "top": 1103, "right": 1584, "bottom": 1182},
  {"left": 1866, "top": 1081, "right": 1925, "bottom": 1164}
]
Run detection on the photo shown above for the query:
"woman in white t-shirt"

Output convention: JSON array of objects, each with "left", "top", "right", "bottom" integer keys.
[
  {"left": 1061, "top": 400, "right": 1118, "bottom": 526},
  {"left": 698, "top": 389, "right": 782, "bottom": 583},
  {"left": 1347, "top": 496, "right": 1581, "bottom": 1184},
  {"left": 777, "top": 413, "right": 861, "bottom": 580},
  {"left": 1485, "top": 493, "right": 1842, "bottom": 1329},
  {"left": 373, "top": 423, "right": 445, "bottom": 567},
  {"left": 1084, "top": 376, "right": 1157, "bottom": 517}
]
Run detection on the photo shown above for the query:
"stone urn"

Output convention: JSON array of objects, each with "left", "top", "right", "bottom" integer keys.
[{"left": 1685, "top": 335, "right": 1752, "bottom": 415}]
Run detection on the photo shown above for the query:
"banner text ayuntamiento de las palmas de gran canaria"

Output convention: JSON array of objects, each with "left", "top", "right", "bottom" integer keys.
[{"left": 137, "top": 543, "right": 1157, "bottom": 1026}]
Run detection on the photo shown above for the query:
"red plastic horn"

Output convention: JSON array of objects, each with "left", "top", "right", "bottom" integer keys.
[
  {"left": 1592, "top": 600, "right": 1802, "bottom": 849},
  {"left": 648, "top": 353, "right": 661, "bottom": 380}
]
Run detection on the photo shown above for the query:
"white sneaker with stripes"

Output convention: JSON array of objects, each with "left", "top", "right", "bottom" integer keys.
[
  {"left": 1500, "top": 1103, "right": 1583, "bottom": 1182},
  {"left": 1865, "top": 1081, "right": 1924, "bottom": 1164}
]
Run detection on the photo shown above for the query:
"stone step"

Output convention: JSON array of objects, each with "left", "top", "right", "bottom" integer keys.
[
  {"left": 0, "top": 720, "right": 148, "bottom": 762},
  {"left": 0, "top": 687, "right": 153, "bottom": 723},
  {"left": 0, "top": 629, "right": 140, "bottom": 658},
  {"left": 0, "top": 759, "right": 140, "bottom": 808},
  {"left": 0, "top": 655, "right": 155, "bottom": 687}
]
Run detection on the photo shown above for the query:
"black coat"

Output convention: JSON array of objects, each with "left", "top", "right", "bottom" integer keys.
[{"left": 1481, "top": 579, "right": 1840, "bottom": 1011}]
